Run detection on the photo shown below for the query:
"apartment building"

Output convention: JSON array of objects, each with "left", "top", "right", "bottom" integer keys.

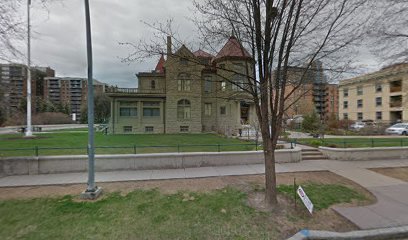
[
  {"left": 339, "top": 63, "right": 408, "bottom": 123},
  {"left": 0, "top": 63, "right": 55, "bottom": 117},
  {"left": 43, "top": 77, "right": 106, "bottom": 120},
  {"left": 283, "top": 62, "right": 339, "bottom": 120},
  {"left": 107, "top": 36, "right": 256, "bottom": 134}
]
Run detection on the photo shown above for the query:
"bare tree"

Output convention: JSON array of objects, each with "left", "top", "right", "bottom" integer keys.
[
  {"left": 0, "top": 0, "right": 55, "bottom": 61},
  {"left": 122, "top": 0, "right": 372, "bottom": 207},
  {"left": 368, "top": 0, "right": 408, "bottom": 64},
  {"left": 0, "top": 0, "right": 26, "bottom": 61},
  {"left": 192, "top": 0, "right": 372, "bottom": 206}
]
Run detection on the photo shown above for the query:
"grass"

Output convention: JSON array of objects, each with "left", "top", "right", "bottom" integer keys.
[
  {"left": 296, "top": 137, "right": 408, "bottom": 148},
  {"left": 0, "top": 184, "right": 366, "bottom": 240},
  {"left": 0, "top": 132, "right": 257, "bottom": 157},
  {"left": 278, "top": 183, "right": 367, "bottom": 210}
]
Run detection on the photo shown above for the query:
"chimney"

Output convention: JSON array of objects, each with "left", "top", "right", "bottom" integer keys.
[{"left": 167, "top": 36, "right": 172, "bottom": 57}]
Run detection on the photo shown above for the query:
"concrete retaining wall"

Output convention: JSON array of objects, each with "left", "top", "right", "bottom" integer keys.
[
  {"left": 0, "top": 148, "right": 301, "bottom": 176},
  {"left": 319, "top": 146, "right": 408, "bottom": 161}
]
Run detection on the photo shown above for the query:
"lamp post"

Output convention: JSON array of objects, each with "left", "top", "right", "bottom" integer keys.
[
  {"left": 25, "top": 0, "right": 33, "bottom": 137},
  {"left": 81, "top": 0, "right": 102, "bottom": 199}
]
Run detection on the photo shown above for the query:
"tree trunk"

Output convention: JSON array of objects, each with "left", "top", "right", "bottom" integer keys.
[{"left": 260, "top": 127, "right": 278, "bottom": 207}]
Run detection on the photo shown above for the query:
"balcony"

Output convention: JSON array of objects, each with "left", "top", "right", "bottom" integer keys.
[
  {"left": 390, "top": 80, "right": 402, "bottom": 93},
  {"left": 390, "top": 101, "right": 402, "bottom": 108},
  {"left": 390, "top": 95, "right": 402, "bottom": 108},
  {"left": 312, "top": 91, "right": 327, "bottom": 97},
  {"left": 106, "top": 87, "right": 165, "bottom": 96}
]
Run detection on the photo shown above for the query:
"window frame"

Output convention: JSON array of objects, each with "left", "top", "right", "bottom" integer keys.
[
  {"left": 204, "top": 103, "right": 212, "bottom": 116},
  {"left": 220, "top": 106, "right": 226, "bottom": 115},
  {"left": 375, "top": 84, "right": 382, "bottom": 93},
  {"left": 177, "top": 99, "right": 191, "bottom": 120},
  {"left": 177, "top": 73, "right": 191, "bottom": 91},
  {"left": 123, "top": 126, "right": 132, "bottom": 133},
  {"left": 357, "top": 99, "right": 363, "bottom": 108},
  {"left": 204, "top": 75, "right": 212, "bottom": 93},
  {"left": 343, "top": 113, "right": 348, "bottom": 120},
  {"left": 142, "top": 101, "right": 160, "bottom": 117},
  {"left": 357, "top": 86, "right": 363, "bottom": 95},
  {"left": 145, "top": 126, "right": 154, "bottom": 132},
  {"left": 357, "top": 112, "right": 363, "bottom": 120},
  {"left": 180, "top": 126, "right": 189, "bottom": 132},
  {"left": 343, "top": 88, "right": 349, "bottom": 97},
  {"left": 375, "top": 97, "right": 382, "bottom": 107},
  {"left": 343, "top": 101, "right": 348, "bottom": 109},
  {"left": 376, "top": 111, "right": 382, "bottom": 120},
  {"left": 119, "top": 107, "right": 138, "bottom": 117}
]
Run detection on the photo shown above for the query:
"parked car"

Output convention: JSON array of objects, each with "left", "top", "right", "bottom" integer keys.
[
  {"left": 385, "top": 123, "right": 408, "bottom": 135},
  {"left": 350, "top": 122, "right": 365, "bottom": 130},
  {"left": 350, "top": 120, "right": 376, "bottom": 131}
]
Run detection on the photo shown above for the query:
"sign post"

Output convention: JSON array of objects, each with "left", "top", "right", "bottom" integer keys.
[{"left": 296, "top": 186, "right": 314, "bottom": 214}]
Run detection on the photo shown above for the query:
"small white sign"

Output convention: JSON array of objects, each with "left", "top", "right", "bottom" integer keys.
[{"left": 297, "top": 186, "right": 314, "bottom": 214}]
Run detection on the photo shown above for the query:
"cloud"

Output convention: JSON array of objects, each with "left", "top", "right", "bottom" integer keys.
[{"left": 28, "top": 0, "right": 195, "bottom": 87}]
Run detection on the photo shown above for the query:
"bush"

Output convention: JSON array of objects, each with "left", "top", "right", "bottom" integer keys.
[
  {"left": 4, "top": 112, "right": 74, "bottom": 126},
  {"left": 338, "top": 119, "right": 354, "bottom": 130},
  {"left": 309, "top": 139, "right": 324, "bottom": 147},
  {"left": 3, "top": 112, "right": 26, "bottom": 126},
  {"left": 33, "top": 112, "right": 74, "bottom": 125},
  {"left": 302, "top": 112, "right": 320, "bottom": 133}
]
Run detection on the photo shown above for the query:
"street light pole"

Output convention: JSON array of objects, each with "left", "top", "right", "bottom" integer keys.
[
  {"left": 25, "top": 0, "right": 33, "bottom": 137},
  {"left": 81, "top": 0, "right": 101, "bottom": 199}
]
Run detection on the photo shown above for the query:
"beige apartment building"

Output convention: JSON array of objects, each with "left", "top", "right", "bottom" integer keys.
[
  {"left": 107, "top": 36, "right": 256, "bottom": 135},
  {"left": 339, "top": 63, "right": 408, "bottom": 123}
]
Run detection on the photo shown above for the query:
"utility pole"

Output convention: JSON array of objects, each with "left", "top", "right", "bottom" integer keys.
[
  {"left": 81, "top": 0, "right": 102, "bottom": 199},
  {"left": 25, "top": 0, "right": 33, "bottom": 137}
]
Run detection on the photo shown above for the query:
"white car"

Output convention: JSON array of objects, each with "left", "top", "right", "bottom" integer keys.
[
  {"left": 350, "top": 122, "right": 365, "bottom": 130},
  {"left": 385, "top": 123, "right": 408, "bottom": 135}
]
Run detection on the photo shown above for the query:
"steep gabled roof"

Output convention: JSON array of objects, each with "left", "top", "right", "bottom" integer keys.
[
  {"left": 215, "top": 36, "right": 251, "bottom": 61},
  {"left": 193, "top": 49, "right": 214, "bottom": 58},
  {"left": 174, "top": 44, "right": 195, "bottom": 58},
  {"left": 155, "top": 55, "right": 166, "bottom": 73}
]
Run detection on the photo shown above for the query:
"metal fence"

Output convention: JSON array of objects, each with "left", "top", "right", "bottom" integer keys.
[
  {"left": 0, "top": 143, "right": 259, "bottom": 157},
  {"left": 294, "top": 138, "right": 408, "bottom": 148}
]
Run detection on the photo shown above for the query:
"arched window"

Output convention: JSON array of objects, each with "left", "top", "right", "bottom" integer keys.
[
  {"left": 177, "top": 99, "right": 191, "bottom": 120},
  {"left": 151, "top": 80, "right": 156, "bottom": 89},
  {"left": 177, "top": 73, "right": 191, "bottom": 91}
]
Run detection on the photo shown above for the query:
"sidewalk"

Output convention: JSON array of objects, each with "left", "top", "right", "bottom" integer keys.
[{"left": 1, "top": 158, "right": 408, "bottom": 230}]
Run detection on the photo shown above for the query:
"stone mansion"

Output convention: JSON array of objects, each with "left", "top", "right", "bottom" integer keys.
[{"left": 107, "top": 36, "right": 256, "bottom": 134}]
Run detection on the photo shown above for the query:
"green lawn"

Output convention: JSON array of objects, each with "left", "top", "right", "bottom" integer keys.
[
  {"left": 0, "top": 132, "right": 257, "bottom": 157},
  {"left": 296, "top": 137, "right": 408, "bottom": 148},
  {"left": 0, "top": 184, "right": 366, "bottom": 240},
  {"left": 278, "top": 183, "right": 366, "bottom": 210}
]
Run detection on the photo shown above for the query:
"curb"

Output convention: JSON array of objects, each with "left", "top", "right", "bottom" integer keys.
[{"left": 287, "top": 225, "right": 408, "bottom": 240}]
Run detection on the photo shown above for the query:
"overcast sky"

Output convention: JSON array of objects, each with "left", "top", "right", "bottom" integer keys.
[
  {"left": 23, "top": 0, "right": 380, "bottom": 87},
  {"left": 28, "top": 0, "right": 196, "bottom": 87}
]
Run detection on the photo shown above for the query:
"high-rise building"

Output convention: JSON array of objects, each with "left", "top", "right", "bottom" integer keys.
[
  {"left": 0, "top": 63, "right": 55, "bottom": 118},
  {"left": 281, "top": 62, "right": 339, "bottom": 120},
  {"left": 43, "top": 77, "right": 106, "bottom": 121}
]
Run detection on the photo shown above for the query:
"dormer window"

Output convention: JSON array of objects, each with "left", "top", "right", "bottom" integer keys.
[{"left": 151, "top": 80, "right": 156, "bottom": 89}]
